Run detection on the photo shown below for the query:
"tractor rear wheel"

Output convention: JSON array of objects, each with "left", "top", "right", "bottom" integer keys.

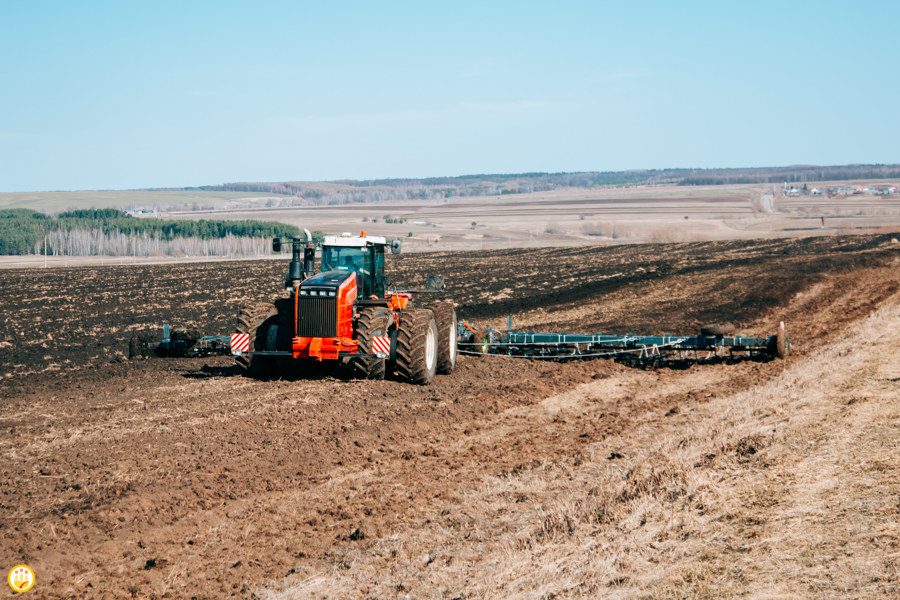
[
  {"left": 350, "top": 306, "right": 392, "bottom": 379},
  {"left": 394, "top": 308, "right": 438, "bottom": 385},
  {"left": 427, "top": 301, "right": 457, "bottom": 374},
  {"left": 236, "top": 302, "right": 278, "bottom": 378}
]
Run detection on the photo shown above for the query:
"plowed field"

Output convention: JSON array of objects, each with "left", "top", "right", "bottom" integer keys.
[{"left": 1, "top": 234, "right": 899, "bottom": 599}]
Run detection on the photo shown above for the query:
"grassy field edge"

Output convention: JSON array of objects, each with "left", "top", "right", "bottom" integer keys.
[{"left": 261, "top": 294, "right": 900, "bottom": 599}]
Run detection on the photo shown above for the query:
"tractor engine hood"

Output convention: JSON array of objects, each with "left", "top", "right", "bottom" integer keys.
[{"left": 297, "top": 270, "right": 355, "bottom": 297}]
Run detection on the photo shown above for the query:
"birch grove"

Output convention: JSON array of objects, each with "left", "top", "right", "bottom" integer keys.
[{"left": 37, "top": 228, "right": 268, "bottom": 257}]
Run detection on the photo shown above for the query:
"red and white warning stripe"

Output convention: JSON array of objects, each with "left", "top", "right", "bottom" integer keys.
[
  {"left": 372, "top": 336, "right": 391, "bottom": 355},
  {"left": 231, "top": 333, "right": 250, "bottom": 354}
]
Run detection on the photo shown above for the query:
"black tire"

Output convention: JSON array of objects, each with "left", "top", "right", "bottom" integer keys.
[
  {"left": 273, "top": 297, "right": 299, "bottom": 378},
  {"left": 775, "top": 327, "right": 790, "bottom": 358},
  {"left": 427, "top": 302, "right": 457, "bottom": 374},
  {"left": 700, "top": 322, "right": 735, "bottom": 337},
  {"left": 394, "top": 308, "right": 438, "bottom": 385},
  {"left": 128, "top": 333, "right": 156, "bottom": 359},
  {"left": 349, "top": 306, "right": 392, "bottom": 379},
  {"left": 128, "top": 335, "right": 141, "bottom": 359},
  {"left": 236, "top": 302, "right": 278, "bottom": 378}
]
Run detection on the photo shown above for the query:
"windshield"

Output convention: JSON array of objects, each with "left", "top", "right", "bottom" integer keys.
[
  {"left": 322, "top": 246, "right": 368, "bottom": 274},
  {"left": 321, "top": 244, "right": 385, "bottom": 297}
]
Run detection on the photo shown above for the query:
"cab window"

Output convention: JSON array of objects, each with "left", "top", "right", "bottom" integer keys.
[{"left": 322, "top": 247, "right": 367, "bottom": 273}]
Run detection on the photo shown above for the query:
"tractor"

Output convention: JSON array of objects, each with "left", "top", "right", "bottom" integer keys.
[{"left": 232, "top": 229, "right": 456, "bottom": 385}]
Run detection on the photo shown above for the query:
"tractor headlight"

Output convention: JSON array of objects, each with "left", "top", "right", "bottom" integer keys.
[
  {"left": 327, "top": 291, "right": 336, "bottom": 297},
  {"left": 299, "top": 290, "right": 309, "bottom": 296}
]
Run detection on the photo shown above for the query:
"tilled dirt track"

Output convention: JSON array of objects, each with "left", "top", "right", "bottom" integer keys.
[{"left": 0, "top": 234, "right": 898, "bottom": 599}]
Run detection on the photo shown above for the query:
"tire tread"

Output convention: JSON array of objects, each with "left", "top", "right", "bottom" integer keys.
[{"left": 395, "top": 309, "right": 437, "bottom": 385}]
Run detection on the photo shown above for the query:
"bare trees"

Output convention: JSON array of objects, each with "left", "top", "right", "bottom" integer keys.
[
  {"left": 41, "top": 229, "right": 268, "bottom": 257},
  {"left": 1, "top": 209, "right": 285, "bottom": 257}
]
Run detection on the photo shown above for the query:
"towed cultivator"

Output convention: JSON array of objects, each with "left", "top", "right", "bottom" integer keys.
[
  {"left": 146, "top": 317, "right": 790, "bottom": 371},
  {"left": 145, "top": 316, "right": 790, "bottom": 372},
  {"left": 457, "top": 319, "right": 790, "bottom": 368}
]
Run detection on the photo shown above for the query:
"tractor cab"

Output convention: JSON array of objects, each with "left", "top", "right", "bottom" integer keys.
[
  {"left": 276, "top": 230, "right": 401, "bottom": 297},
  {"left": 320, "top": 232, "right": 393, "bottom": 298},
  {"left": 241, "top": 228, "right": 454, "bottom": 385}
]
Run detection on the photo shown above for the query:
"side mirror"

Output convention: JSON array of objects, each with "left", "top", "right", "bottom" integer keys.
[
  {"left": 272, "top": 237, "right": 281, "bottom": 252},
  {"left": 391, "top": 239, "right": 402, "bottom": 254}
]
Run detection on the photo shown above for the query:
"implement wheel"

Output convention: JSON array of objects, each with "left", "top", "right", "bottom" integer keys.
[
  {"left": 394, "top": 308, "right": 438, "bottom": 385},
  {"left": 767, "top": 323, "right": 791, "bottom": 359},
  {"left": 776, "top": 325, "right": 791, "bottom": 358},
  {"left": 128, "top": 333, "right": 156, "bottom": 359},
  {"left": 427, "top": 301, "right": 457, "bottom": 374},
  {"left": 350, "top": 306, "right": 392, "bottom": 380},
  {"left": 236, "top": 302, "right": 278, "bottom": 378}
]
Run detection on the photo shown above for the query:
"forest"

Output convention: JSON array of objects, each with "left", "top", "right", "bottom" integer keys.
[{"left": 0, "top": 208, "right": 301, "bottom": 256}]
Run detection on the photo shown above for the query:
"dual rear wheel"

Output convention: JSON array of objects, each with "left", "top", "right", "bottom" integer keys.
[
  {"left": 354, "top": 303, "right": 457, "bottom": 385},
  {"left": 427, "top": 301, "right": 458, "bottom": 375},
  {"left": 394, "top": 308, "right": 439, "bottom": 385}
]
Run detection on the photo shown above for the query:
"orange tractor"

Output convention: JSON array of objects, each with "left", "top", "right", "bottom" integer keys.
[{"left": 232, "top": 230, "right": 456, "bottom": 384}]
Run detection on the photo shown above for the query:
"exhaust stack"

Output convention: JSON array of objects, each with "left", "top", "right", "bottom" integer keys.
[{"left": 279, "top": 229, "right": 316, "bottom": 291}]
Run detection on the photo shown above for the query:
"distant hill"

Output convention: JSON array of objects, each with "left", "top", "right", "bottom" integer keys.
[{"left": 158, "top": 164, "right": 900, "bottom": 206}]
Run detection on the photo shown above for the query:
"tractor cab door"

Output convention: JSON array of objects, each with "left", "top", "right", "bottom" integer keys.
[{"left": 371, "top": 244, "right": 386, "bottom": 298}]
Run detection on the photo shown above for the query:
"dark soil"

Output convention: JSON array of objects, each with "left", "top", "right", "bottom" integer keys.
[{"left": 0, "top": 233, "right": 898, "bottom": 599}]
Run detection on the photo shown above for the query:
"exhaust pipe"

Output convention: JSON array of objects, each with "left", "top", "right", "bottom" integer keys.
[
  {"left": 303, "top": 229, "right": 315, "bottom": 277},
  {"left": 281, "top": 229, "right": 316, "bottom": 291}
]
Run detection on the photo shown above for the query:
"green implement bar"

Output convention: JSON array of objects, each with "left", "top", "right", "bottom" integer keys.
[{"left": 458, "top": 320, "right": 789, "bottom": 364}]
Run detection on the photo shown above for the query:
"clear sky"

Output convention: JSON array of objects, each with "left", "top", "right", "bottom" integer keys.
[{"left": 1, "top": 1, "right": 897, "bottom": 192}]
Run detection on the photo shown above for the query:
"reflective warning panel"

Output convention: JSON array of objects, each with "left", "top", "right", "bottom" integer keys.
[
  {"left": 372, "top": 336, "right": 391, "bottom": 354},
  {"left": 231, "top": 333, "right": 250, "bottom": 354}
]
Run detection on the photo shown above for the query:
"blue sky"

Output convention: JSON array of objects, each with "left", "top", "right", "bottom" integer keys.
[{"left": 1, "top": 1, "right": 897, "bottom": 192}]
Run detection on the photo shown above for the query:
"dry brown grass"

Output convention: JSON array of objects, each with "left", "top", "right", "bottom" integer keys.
[{"left": 260, "top": 297, "right": 900, "bottom": 599}]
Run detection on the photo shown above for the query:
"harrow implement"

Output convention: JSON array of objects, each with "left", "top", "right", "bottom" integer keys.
[{"left": 457, "top": 319, "right": 790, "bottom": 368}]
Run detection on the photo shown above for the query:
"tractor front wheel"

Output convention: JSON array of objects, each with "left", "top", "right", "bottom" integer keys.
[
  {"left": 236, "top": 302, "right": 278, "bottom": 378},
  {"left": 350, "top": 306, "right": 392, "bottom": 379},
  {"left": 394, "top": 308, "right": 438, "bottom": 385}
]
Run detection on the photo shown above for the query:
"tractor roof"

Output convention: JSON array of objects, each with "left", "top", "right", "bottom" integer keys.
[{"left": 323, "top": 232, "right": 388, "bottom": 247}]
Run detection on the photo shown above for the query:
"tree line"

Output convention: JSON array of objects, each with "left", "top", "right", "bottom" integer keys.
[
  {"left": 162, "top": 163, "right": 900, "bottom": 207},
  {"left": 0, "top": 208, "right": 301, "bottom": 256}
]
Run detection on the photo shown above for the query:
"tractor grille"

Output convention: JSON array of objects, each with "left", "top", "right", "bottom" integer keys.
[{"left": 296, "top": 296, "right": 337, "bottom": 338}]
